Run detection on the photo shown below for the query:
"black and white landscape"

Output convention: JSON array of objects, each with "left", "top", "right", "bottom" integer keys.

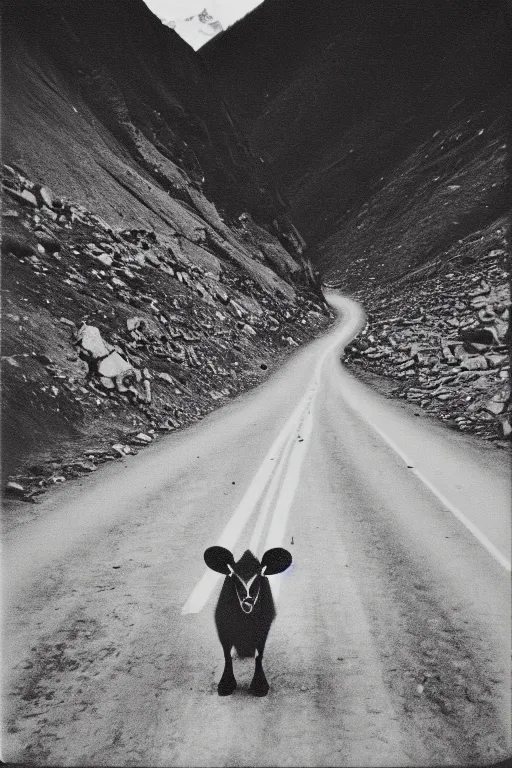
[{"left": 2, "top": 0, "right": 510, "bottom": 765}]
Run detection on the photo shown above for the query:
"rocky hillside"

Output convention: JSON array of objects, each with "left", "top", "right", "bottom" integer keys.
[
  {"left": 202, "top": 0, "right": 510, "bottom": 264},
  {"left": 3, "top": 0, "right": 302, "bottom": 243},
  {"left": 339, "top": 224, "right": 510, "bottom": 441},
  {"left": 203, "top": 0, "right": 510, "bottom": 442},
  {"left": 1, "top": 0, "right": 332, "bottom": 499}
]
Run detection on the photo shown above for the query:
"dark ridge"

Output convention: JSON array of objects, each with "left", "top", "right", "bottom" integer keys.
[
  {"left": 202, "top": 0, "right": 510, "bottom": 278},
  {"left": 2, "top": 0, "right": 288, "bottom": 230}
]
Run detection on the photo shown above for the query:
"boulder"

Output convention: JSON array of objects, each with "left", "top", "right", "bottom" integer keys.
[
  {"left": 485, "top": 354, "right": 508, "bottom": 369},
  {"left": 484, "top": 399, "right": 505, "bottom": 415},
  {"left": 76, "top": 324, "right": 113, "bottom": 359},
  {"left": 450, "top": 344, "right": 468, "bottom": 360},
  {"left": 67, "top": 460, "right": 97, "bottom": 473},
  {"left": 112, "top": 443, "right": 131, "bottom": 457},
  {"left": 34, "top": 184, "right": 54, "bottom": 208},
  {"left": 99, "top": 376, "right": 116, "bottom": 390},
  {"left": 126, "top": 316, "right": 147, "bottom": 332},
  {"left": 5, "top": 187, "right": 38, "bottom": 207},
  {"left": 157, "top": 372, "right": 175, "bottom": 385},
  {"left": 460, "top": 356, "right": 488, "bottom": 371},
  {"left": 132, "top": 433, "right": 152, "bottom": 444},
  {"left": 459, "top": 328, "right": 496, "bottom": 348},
  {"left": 500, "top": 418, "right": 512, "bottom": 438},
  {"left": 94, "top": 253, "right": 113, "bottom": 267},
  {"left": 41, "top": 206, "right": 58, "bottom": 220},
  {"left": 98, "top": 351, "right": 132, "bottom": 378},
  {"left": 5, "top": 481, "right": 25, "bottom": 496}
]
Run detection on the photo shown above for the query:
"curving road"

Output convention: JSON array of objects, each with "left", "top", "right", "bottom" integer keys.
[{"left": 3, "top": 294, "right": 511, "bottom": 766}]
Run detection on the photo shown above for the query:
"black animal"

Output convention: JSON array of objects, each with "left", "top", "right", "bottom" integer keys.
[{"left": 204, "top": 546, "right": 292, "bottom": 696}]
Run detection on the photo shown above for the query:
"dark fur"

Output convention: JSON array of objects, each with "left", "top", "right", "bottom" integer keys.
[
  {"left": 214, "top": 550, "right": 276, "bottom": 659},
  {"left": 204, "top": 546, "right": 291, "bottom": 696}
]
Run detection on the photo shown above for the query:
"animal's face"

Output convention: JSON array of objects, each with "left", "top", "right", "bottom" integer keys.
[
  {"left": 231, "top": 568, "right": 262, "bottom": 614},
  {"left": 213, "top": 549, "right": 265, "bottom": 614},
  {"left": 204, "top": 546, "right": 292, "bottom": 615}
]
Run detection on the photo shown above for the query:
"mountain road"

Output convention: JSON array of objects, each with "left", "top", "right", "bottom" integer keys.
[{"left": 3, "top": 294, "right": 510, "bottom": 766}]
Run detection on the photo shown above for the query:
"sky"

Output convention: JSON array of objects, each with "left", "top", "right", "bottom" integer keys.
[{"left": 142, "top": 0, "right": 264, "bottom": 48}]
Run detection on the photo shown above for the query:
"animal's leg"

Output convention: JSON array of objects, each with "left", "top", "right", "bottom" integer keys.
[
  {"left": 217, "top": 642, "right": 237, "bottom": 696},
  {"left": 249, "top": 644, "right": 269, "bottom": 697}
]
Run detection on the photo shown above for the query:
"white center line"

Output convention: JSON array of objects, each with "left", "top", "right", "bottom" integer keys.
[
  {"left": 181, "top": 299, "right": 365, "bottom": 615},
  {"left": 263, "top": 399, "right": 318, "bottom": 602},
  {"left": 181, "top": 378, "right": 318, "bottom": 614},
  {"left": 249, "top": 431, "right": 296, "bottom": 556}
]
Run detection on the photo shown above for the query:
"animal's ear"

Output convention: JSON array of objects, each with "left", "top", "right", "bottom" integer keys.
[
  {"left": 261, "top": 548, "right": 292, "bottom": 575},
  {"left": 204, "top": 546, "right": 236, "bottom": 574}
]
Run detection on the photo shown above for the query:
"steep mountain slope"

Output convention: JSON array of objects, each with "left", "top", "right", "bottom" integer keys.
[
  {"left": 3, "top": 0, "right": 304, "bottom": 263},
  {"left": 1, "top": 0, "right": 330, "bottom": 493},
  {"left": 202, "top": 0, "right": 510, "bottom": 268},
  {"left": 202, "top": 0, "right": 511, "bottom": 441}
]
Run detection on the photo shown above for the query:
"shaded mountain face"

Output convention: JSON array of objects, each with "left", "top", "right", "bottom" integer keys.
[
  {"left": 202, "top": 0, "right": 510, "bottom": 283},
  {"left": 2, "top": 0, "right": 302, "bottom": 257},
  {"left": 2, "top": 0, "right": 332, "bottom": 488}
]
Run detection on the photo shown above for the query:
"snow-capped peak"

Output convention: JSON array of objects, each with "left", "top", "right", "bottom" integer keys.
[{"left": 160, "top": 8, "right": 223, "bottom": 49}]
